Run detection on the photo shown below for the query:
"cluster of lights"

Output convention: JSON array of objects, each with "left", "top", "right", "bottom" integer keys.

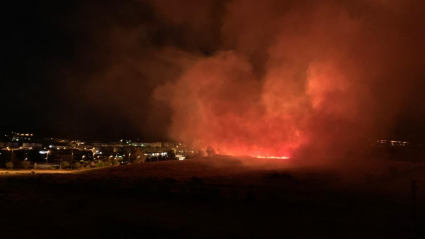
[
  {"left": 151, "top": 152, "right": 168, "bottom": 156},
  {"left": 13, "top": 133, "right": 33, "bottom": 137},
  {"left": 252, "top": 155, "right": 290, "bottom": 159}
]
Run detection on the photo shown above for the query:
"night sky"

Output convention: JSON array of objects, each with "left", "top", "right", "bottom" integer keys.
[
  {"left": 2, "top": 0, "right": 425, "bottom": 147},
  {"left": 1, "top": 0, "right": 174, "bottom": 141}
]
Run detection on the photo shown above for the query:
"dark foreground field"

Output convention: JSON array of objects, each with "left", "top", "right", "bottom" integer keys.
[{"left": 0, "top": 156, "right": 424, "bottom": 239}]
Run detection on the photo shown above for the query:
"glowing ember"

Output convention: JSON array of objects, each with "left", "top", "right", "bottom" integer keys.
[{"left": 252, "top": 155, "right": 290, "bottom": 160}]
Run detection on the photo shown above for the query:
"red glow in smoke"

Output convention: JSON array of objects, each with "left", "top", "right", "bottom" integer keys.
[
  {"left": 252, "top": 155, "right": 290, "bottom": 160},
  {"left": 156, "top": 52, "right": 309, "bottom": 157},
  {"left": 153, "top": 1, "right": 410, "bottom": 159}
]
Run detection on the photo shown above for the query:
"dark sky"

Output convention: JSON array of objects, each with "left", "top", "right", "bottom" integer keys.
[
  {"left": 0, "top": 0, "right": 168, "bottom": 141},
  {"left": 1, "top": 0, "right": 425, "bottom": 147}
]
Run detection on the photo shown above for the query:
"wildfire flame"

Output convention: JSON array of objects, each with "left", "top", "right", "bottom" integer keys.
[{"left": 252, "top": 155, "right": 290, "bottom": 160}]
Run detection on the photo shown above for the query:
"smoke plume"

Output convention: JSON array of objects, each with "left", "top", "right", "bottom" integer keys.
[{"left": 84, "top": 0, "right": 425, "bottom": 158}]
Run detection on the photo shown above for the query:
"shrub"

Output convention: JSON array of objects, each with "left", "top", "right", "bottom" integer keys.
[
  {"left": 85, "top": 165, "right": 91, "bottom": 169},
  {"left": 113, "top": 161, "right": 120, "bottom": 166},
  {"left": 95, "top": 162, "right": 104, "bottom": 168},
  {"left": 5, "top": 162, "right": 13, "bottom": 170},
  {"left": 21, "top": 161, "right": 30, "bottom": 169},
  {"left": 60, "top": 161, "right": 70, "bottom": 169},
  {"left": 103, "top": 161, "right": 111, "bottom": 167},
  {"left": 72, "top": 162, "right": 81, "bottom": 169}
]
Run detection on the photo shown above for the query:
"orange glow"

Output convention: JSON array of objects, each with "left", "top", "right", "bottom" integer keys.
[
  {"left": 252, "top": 155, "right": 290, "bottom": 160},
  {"left": 153, "top": 3, "right": 392, "bottom": 160}
]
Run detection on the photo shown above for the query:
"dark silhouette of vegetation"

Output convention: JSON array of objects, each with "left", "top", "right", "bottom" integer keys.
[
  {"left": 5, "top": 161, "right": 13, "bottom": 170},
  {"left": 21, "top": 161, "right": 30, "bottom": 169},
  {"left": 60, "top": 161, "right": 70, "bottom": 169},
  {"left": 73, "top": 162, "right": 81, "bottom": 169}
]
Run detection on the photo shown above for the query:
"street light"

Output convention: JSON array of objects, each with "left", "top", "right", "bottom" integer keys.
[
  {"left": 46, "top": 150, "right": 50, "bottom": 165},
  {"left": 10, "top": 148, "right": 14, "bottom": 162},
  {"left": 71, "top": 149, "right": 74, "bottom": 170}
]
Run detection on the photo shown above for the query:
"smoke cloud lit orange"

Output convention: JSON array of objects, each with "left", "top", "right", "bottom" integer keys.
[
  {"left": 154, "top": 1, "right": 401, "bottom": 158},
  {"left": 82, "top": 0, "right": 425, "bottom": 158}
]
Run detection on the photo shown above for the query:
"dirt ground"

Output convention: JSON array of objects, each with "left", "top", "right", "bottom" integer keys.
[{"left": 0, "top": 155, "right": 424, "bottom": 238}]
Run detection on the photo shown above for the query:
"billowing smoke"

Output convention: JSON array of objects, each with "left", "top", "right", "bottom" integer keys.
[
  {"left": 152, "top": 0, "right": 425, "bottom": 158},
  {"left": 84, "top": 0, "right": 425, "bottom": 158}
]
